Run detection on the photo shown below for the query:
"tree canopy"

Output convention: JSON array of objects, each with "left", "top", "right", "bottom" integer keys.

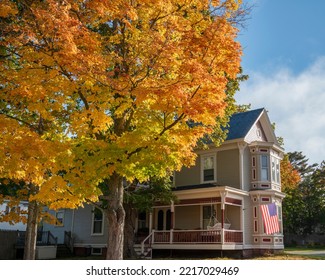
[{"left": 1, "top": 0, "right": 244, "bottom": 259}]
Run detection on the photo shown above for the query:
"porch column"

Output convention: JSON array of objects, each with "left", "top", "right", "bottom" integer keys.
[
  {"left": 170, "top": 201, "right": 175, "bottom": 230},
  {"left": 170, "top": 202, "right": 174, "bottom": 244},
  {"left": 238, "top": 143, "right": 247, "bottom": 190},
  {"left": 241, "top": 203, "right": 245, "bottom": 247},
  {"left": 220, "top": 191, "right": 227, "bottom": 244},
  {"left": 149, "top": 212, "right": 153, "bottom": 234}
]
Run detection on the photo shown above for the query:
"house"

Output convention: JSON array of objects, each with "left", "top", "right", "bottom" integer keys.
[
  {"left": 144, "top": 108, "right": 285, "bottom": 258},
  {"left": 42, "top": 205, "right": 108, "bottom": 257},
  {"left": 41, "top": 108, "right": 285, "bottom": 258}
]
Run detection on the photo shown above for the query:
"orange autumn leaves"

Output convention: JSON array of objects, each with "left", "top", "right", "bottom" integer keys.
[{"left": 0, "top": 1, "right": 243, "bottom": 209}]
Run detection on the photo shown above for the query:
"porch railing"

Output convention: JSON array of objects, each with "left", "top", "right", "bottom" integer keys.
[
  {"left": 152, "top": 229, "right": 243, "bottom": 244},
  {"left": 16, "top": 231, "right": 57, "bottom": 247}
]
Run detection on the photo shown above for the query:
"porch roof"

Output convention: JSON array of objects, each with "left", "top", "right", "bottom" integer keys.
[
  {"left": 173, "top": 183, "right": 220, "bottom": 191},
  {"left": 171, "top": 185, "right": 249, "bottom": 201}
]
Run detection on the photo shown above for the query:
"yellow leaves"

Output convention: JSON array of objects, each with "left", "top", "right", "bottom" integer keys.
[
  {"left": 0, "top": 0, "right": 18, "bottom": 17},
  {"left": 1, "top": 0, "right": 243, "bottom": 214},
  {"left": 281, "top": 155, "right": 301, "bottom": 192}
]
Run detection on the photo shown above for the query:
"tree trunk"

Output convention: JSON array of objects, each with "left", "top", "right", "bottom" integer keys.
[
  {"left": 123, "top": 202, "right": 137, "bottom": 259},
  {"left": 23, "top": 200, "right": 39, "bottom": 260},
  {"left": 105, "top": 173, "right": 125, "bottom": 259}
]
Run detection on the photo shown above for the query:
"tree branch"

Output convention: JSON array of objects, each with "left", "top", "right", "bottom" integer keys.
[{"left": 0, "top": 110, "right": 35, "bottom": 130}]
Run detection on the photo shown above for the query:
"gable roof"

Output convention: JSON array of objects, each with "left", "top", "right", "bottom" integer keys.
[{"left": 226, "top": 108, "right": 264, "bottom": 141}]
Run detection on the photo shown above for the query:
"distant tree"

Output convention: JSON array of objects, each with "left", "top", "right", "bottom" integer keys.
[
  {"left": 281, "top": 154, "right": 301, "bottom": 192},
  {"left": 282, "top": 152, "right": 325, "bottom": 235},
  {"left": 287, "top": 151, "right": 317, "bottom": 178},
  {"left": 281, "top": 154, "right": 302, "bottom": 234}
]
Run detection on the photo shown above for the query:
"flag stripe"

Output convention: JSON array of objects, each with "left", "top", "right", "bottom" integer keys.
[{"left": 260, "top": 203, "right": 280, "bottom": 234}]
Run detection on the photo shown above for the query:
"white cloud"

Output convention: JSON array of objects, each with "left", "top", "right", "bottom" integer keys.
[{"left": 236, "top": 57, "right": 325, "bottom": 164}]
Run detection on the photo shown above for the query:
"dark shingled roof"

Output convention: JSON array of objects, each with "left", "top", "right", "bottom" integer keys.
[{"left": 225, "top": 108, "right": 264, "bottom": 141}]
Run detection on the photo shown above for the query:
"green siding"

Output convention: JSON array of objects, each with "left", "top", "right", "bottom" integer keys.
[
  {"left": 174, "top": 157, "right": 201, "bottom": 187},
  {"left": 217, "top": 149, "right": 240, "bottom": 188}
]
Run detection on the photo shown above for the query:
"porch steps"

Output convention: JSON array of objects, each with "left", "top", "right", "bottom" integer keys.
[{"left": 133, "top": 244, "right": 152, "bottom": 260}]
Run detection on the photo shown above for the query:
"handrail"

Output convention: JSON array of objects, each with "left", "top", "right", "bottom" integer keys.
[
  {"left": 48, "top": 231, "right": 58, "bottom": 246},
  {"left": 141, "top": 231, "right": 154, "bottom": 255},
  {"left": 16, "top": 231, "right": 58, "bottom": 246},
  {"left": 64, "top": 231, "right": 74, "bottom": 253}
]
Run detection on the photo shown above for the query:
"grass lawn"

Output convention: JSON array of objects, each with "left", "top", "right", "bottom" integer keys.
[{"left": 58, "top": 246, "right": 325, "bottom": 260}]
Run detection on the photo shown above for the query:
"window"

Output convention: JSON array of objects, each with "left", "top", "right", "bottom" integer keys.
[
  {"left": 271, "top": 157, "right": 280, "bottom": 183},
  {"left": 260, "top": 155, "right": 269, "bottom": 181},
  {"left": 92, "top": 208, "right": 103, "bottom": 235},
  {"left": 91, "top": 248, "right": 103, "bottom": 256},
  {"left": 55, "top": 210, "right": 64, "bottom": 226},
  {"left": 203, "top": 205, "right": 214, "bottom": 229},
  {"left": 202, "top": 155, "right": 216, "bottom": 182},
  {"left": 276, "top": 159, "right": 280, "bottom": 183}
]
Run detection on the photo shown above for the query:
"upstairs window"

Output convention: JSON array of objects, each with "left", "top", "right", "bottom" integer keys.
[
  {"left": 260, "top": 155, "right": 269, "bottom": 181},
  {"left": 272, "top": 157, "right": 280, "bottom": 183},
  {"left": 202, "top": 155, "right": 216, "bottom": 182}
]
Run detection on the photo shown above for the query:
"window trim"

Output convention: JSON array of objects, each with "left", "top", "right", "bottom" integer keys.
[{"left": 201, "top": 154, "right": 217, "bottom": 183}]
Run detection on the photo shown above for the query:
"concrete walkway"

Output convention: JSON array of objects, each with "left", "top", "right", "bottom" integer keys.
[{"left": 285, "top": 249, "right": 325, "bottom": 256}]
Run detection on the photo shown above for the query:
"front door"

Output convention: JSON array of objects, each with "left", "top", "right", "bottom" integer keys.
[{"left": 157, "top": 210, "right": 164, "bottom": 230}]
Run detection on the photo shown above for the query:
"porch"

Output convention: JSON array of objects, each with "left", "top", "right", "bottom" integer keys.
[
  {"left": 137, "top": 186, "right": 248, "bottom": 256},
  {"left": 140, "top": 228, "right": 243, "bottom": 255}
]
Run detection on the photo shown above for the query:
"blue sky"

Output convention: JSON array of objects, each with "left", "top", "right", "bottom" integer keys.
[{"left": 236, "top": 0, "right": 325, "bottom": 164}]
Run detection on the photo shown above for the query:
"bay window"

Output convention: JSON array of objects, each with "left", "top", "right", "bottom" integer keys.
[{"left": 260, "top": 155, "right": 269, "bottom": 181}]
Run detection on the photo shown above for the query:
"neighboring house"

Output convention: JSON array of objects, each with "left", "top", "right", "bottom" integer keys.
[
  {"left": 42, "top": 108, "right": 286, "bottom": 258},
  {"left": 42, "top": 205, "right": 108, "bottom": 256}
]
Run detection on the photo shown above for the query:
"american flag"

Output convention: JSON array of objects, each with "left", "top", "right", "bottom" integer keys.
[{"left": 260, "top": 203, "right": 280, "bottom": 234}]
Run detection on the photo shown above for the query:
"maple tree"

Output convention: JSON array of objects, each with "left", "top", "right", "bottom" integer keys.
[
  {"left": 1, "top": 0, "right": 244, "bottom": 259},
  {"left": 280, "top": 154, "right": 301, "bottom": 193}
]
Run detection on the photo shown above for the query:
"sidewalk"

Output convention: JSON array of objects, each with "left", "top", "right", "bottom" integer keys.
[{"left": 285, "top": 249, "right": 325, "bottom": 257}]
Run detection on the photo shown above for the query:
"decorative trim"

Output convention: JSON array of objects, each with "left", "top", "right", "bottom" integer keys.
[{"left": 225, "top": 197, "right": 242, "bottom": 205}]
